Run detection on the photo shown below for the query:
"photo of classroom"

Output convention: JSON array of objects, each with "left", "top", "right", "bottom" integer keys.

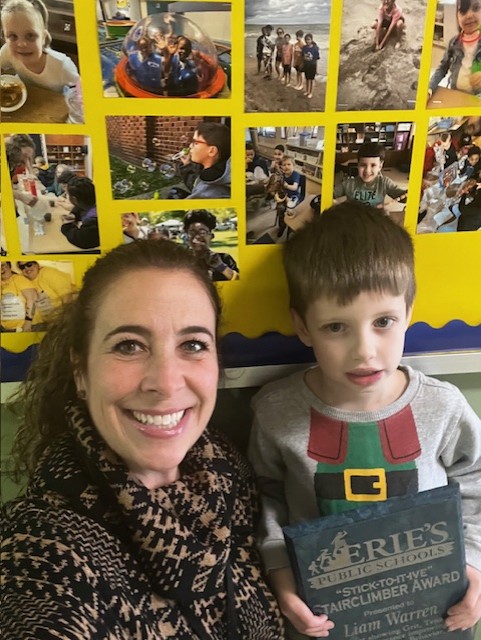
[
  {"left": 334, "top": 120, "right": 414, "bottom": 226},
  {"left": 121, "top": 208, "right": 239, "bottom": 281},
  {"left": 0, "top": 0, "right": 83, "bottom": 123},
  {"left": 1, "top": 259, "right": 75, "bottom": 333},
  {"left": 4, "top": 133, "right": 98, "bottom": 254},
  {"left": 418, "top": 115, "right": 481, "bottom": 233},
  {"left": 244, "top": 0, "right": 330, "bottom": 112},
  {"left": 106, "top": 115, "right": 231, "bottom": 200},
  {"left": 336, "top": 0, "right": 426, "bottom": 111},
  {"left": 428, "top": 0, "right": 481, "bottom": 109},
  {"left": 246, "top": 126, "right": 322, "bottom": 244},
  {"left": 97, "top": 0, "right": 231, "bottom": 98}
]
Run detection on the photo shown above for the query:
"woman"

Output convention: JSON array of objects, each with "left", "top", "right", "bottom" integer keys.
[{"left": 2, "top": 240, "right": 285, "bottom": 639}]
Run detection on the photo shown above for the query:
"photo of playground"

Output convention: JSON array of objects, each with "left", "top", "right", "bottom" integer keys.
[
  {"left": 245, "top": 126, "right": 323, "bottom": 244},
  {"left": 106, "top": 115, "right": 231, "bottom": 200},
  {"left": 120, "top": 208, "right": 239, "bottom": 281},
  {"left": 418, "top": 115, "right": 481, "bottom": 233},
  {"left": 334, "top": 120, "right": 414, "bottom": 226},
  {"left": 97, "top": 0, "right": 231, "bottom": 98}
]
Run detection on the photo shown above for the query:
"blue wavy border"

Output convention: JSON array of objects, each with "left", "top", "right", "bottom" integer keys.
[{"left": 1, "top": 321, "right": 480, "bottom": 382}]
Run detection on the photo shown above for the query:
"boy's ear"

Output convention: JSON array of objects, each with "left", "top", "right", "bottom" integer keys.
[{"left": 290, "top": 308, "right": 313, "bottom": 347}]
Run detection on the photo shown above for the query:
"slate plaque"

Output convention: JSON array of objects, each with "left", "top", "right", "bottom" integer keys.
[{"left": 283, "top": 484, "right": 472, "bottom": 640}]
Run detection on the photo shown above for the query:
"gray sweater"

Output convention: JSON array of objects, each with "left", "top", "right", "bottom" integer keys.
[{"left": 249, "top": 366, "right": 481, "bottom": 573}]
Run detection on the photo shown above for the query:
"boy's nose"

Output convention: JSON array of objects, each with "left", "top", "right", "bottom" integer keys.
[{"left": 352, "top": 331, "right": 376, "bottom": 360}]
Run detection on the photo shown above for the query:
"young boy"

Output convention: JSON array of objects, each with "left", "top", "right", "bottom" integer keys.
[
  {"left": 270, "top": 144, "right": 286, "bottom": 175},
  {"left": 334, "top": 142, "right": 407, "bottom": 208},
  {"left": 281, "top": 156, "right": 301, "bottom": 208},
  {"left": 248, "top": 203, "right": 481, "bottom": 638},
  {"left": 178, "top": 122, "right": 231, "bottom": 199}
]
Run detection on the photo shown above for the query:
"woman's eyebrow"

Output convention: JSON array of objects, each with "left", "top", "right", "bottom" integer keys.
[{"left": 103, "top": 325, "right": 215, "bottom": 342}]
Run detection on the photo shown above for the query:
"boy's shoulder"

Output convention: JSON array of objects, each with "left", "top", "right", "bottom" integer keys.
[{"left": 252, "top": 368, "right": 308, "bottom": 411}]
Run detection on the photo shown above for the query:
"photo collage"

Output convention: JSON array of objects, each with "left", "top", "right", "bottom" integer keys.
[{"left": 1, "top": 0, "right": 480, "bottom": 337}]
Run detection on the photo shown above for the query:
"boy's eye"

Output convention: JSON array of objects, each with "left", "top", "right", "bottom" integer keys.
[
  {"left": 112, "top": 340, "right": 145, "bottom": 355},
  {"left": 324, "top": 322, "right": 345, "bottom": 333},
  {"left": 374, "top": 317, "right": 394, "bottom": 329}
]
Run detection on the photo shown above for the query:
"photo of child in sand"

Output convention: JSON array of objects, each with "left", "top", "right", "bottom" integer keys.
[
  {"left": 418, "top": 115, "right": 481, "bottom": 232},
  {"left": 337, "top": 0, "right": 427, "bottom": 111},
  {"left": 428, "top": 0, "right": 481, "bottom": 108},
  {"left": 4, "top": 132, "right": 98, "bottom": 254},
  {"left": 97, "top": 0, "right": 231, "bottom": 98},
  {"left": 0, "top": 0, "right": 83, "bottom": 123},
  {"left": 246, "top": 126, "right": 323, "bottom": 244},
  {"left": 334, "top": 121, "right": 414, "bottom": 226},
  {"left": 244, "top": 0, "right": 330, "bottom": 112},
  {"left": 106, "top": 116, "right": 231, "bottom": 200}
]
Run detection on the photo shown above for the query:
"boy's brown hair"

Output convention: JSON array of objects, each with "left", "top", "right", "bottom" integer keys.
[{"left": 283, "top": 202, "right": 416, "bottom": 319}]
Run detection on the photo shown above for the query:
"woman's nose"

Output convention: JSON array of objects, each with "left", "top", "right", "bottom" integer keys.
[{"left": 140, "top": 354, "right": 185, "bottom": 396}]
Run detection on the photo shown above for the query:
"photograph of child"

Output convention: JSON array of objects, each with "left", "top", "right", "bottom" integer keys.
[
  {"left": 106, "top": 116, "right": 231, "bottom": 200},
  {"left": 337, "top": 0, "right": 426, "bottom": 111},
  {"left": 418, "top": 115, "right": 481, "bottom": 233},
  {"left": 1, "top": 259, "right": 75, "bottom": 332},
  {"left": 97, "top": 0, "right": 231, "bottom": 98},
  {"left": 4, "top": 133, "right": 99, "bottom": 254},
  {"left": 428, "top": 0, "right": 481, "bottom": 108},
  {"left": 0, "top": 0, "right": 83, "bottom": 123},
  {"left": 334, "top": 121, "right": 413, "bottom": 226},
  {"left": 244, "top": 1, "right": 330, "bottom": 112},
  {"left": 246, "top": 126, "right": 323, "bottom": 244},
  {"left": 120, "top": 207, "right": 239, "bottom": 281}
]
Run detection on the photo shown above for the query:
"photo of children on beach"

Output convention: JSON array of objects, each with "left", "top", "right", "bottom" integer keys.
[
  {"left": 244, "top": 0, "right": 330, "bottom": 112},
  {"left": 336, "top": 0, "right": 426, "bottom": 111},
  {"left": 0, "top": 0, "right": 83, "bottom": 123},
  {"left": 121, "top": 208, "right": 239, "bottom": 281},
  {"left": 246, "top": 126, "right": 323, "bottom": 244},
  {"left": 418, "top": 115, "right": 481, "bottom": 233},
  {"left": 107, "top": 116, "right": 231, "bottom": 200},
  {"left": 1, "top": 259, "right": 75, "bottom": 333},
  {"left": 4, "top": 132, "right": 98, "bottom": 254},
  {"left": 97, "top": 0, "right": 231, "bottom": 98},
  {"left": 334, "top": 121, "right": 414, "bottom": 226},
  {"left": 428, "top": 0, "right": 481, "bottom": 109}
]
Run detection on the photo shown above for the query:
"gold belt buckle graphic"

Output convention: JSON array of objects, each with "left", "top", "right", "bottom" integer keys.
[{"left": 344, "top": 468, "right": 387, "bottom": 501}]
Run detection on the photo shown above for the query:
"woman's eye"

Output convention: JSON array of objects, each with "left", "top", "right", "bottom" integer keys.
[
  {"left": 182, "top": 339, "right": 209, "bottom": 354},
  {"left": 374, "top": 317, "right": 394, "bottom": 329},
  {"left": 112, "top": 340, "right": 145, "bottom": 355}
]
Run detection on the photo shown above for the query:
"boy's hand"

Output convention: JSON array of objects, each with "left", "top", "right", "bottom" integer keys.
[
  {"left": 270, "top": 567, "right": 335, "bottom": 637},
  {"left": 445, "top": 564, "right": 481, "bottom": 631}
]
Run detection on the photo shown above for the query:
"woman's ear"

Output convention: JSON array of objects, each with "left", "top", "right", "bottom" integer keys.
[
  {"left": 70, "top": 349, "right": 86, "bottom": 396},
  {"left": 290, "top": 308, "right": 313, "bottom": 347}
]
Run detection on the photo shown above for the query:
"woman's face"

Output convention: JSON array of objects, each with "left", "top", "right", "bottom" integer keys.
[
  {"left": 77, "top": 268, "right": 219, "bottom": 489},
  {"left": 458, "top": 0, "right": 481, "bottom": 34}
]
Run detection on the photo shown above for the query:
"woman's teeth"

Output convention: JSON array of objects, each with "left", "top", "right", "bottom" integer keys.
[{"left": 132, "top": 410, "right": 184, "bottom": 428}]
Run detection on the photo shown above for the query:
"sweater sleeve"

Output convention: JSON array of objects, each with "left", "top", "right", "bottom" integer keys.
[
  {"left": 429, "top": 37, "right": 455, "bottom": 91},
  {"left": 441, "top": 396, "right": 481, "bottom": 571},
  {"left": 382, "top": 175, "right": 407, "bottom": 199},
  {"left": 1, "top": 504, "right": 104, "bottom": 639},
  {"left": 248, "top": 407, "right": 291, "bottom": 572},
  {"left": 61, "top": 221, "right": 99, "bottom": 250}
]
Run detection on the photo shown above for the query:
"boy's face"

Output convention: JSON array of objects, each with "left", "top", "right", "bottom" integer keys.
[
  {"left": 292, "top": 291, "right": 412, "bottom": 411},
  {"left": 458, "top": 0, "right": 481, "bottom": 35},
  {"left": 468, "top": 153, "right": 480, "bottom": 166},
  {"left": 284, "top": 35, "right": 290, "bottom": 42},
  {"left": 190, "top": 130, "right": 216, "bottom": 167},
  {"left": 282, "top": 159, "right": 294, "bottom": 175},
  {"left": 358, "top": 156, "right": 383, "bottom": 184},
  {"left": 2, "top": 10, "right": 45, "bottom": 65},
  {"left": 273, "top": 149, "right": 284, "bottom": 163}
]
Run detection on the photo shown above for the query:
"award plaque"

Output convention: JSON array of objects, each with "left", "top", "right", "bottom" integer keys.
[{"left": 283, "top": 484, "right": 472, "bottom": 640}]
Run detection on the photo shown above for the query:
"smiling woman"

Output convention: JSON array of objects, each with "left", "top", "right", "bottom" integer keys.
[{"left": 2, "top": 240, "right": 286, "bottom": 639}]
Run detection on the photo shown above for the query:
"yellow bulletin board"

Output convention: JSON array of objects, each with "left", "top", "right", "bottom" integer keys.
[{"left": 1, "top": 0, "right": 480, "bottom": 381}]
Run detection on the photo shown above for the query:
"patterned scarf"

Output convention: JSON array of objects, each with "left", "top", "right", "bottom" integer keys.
[{"left": 30, "top": 401, "right": 283, "bottom": 639}]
